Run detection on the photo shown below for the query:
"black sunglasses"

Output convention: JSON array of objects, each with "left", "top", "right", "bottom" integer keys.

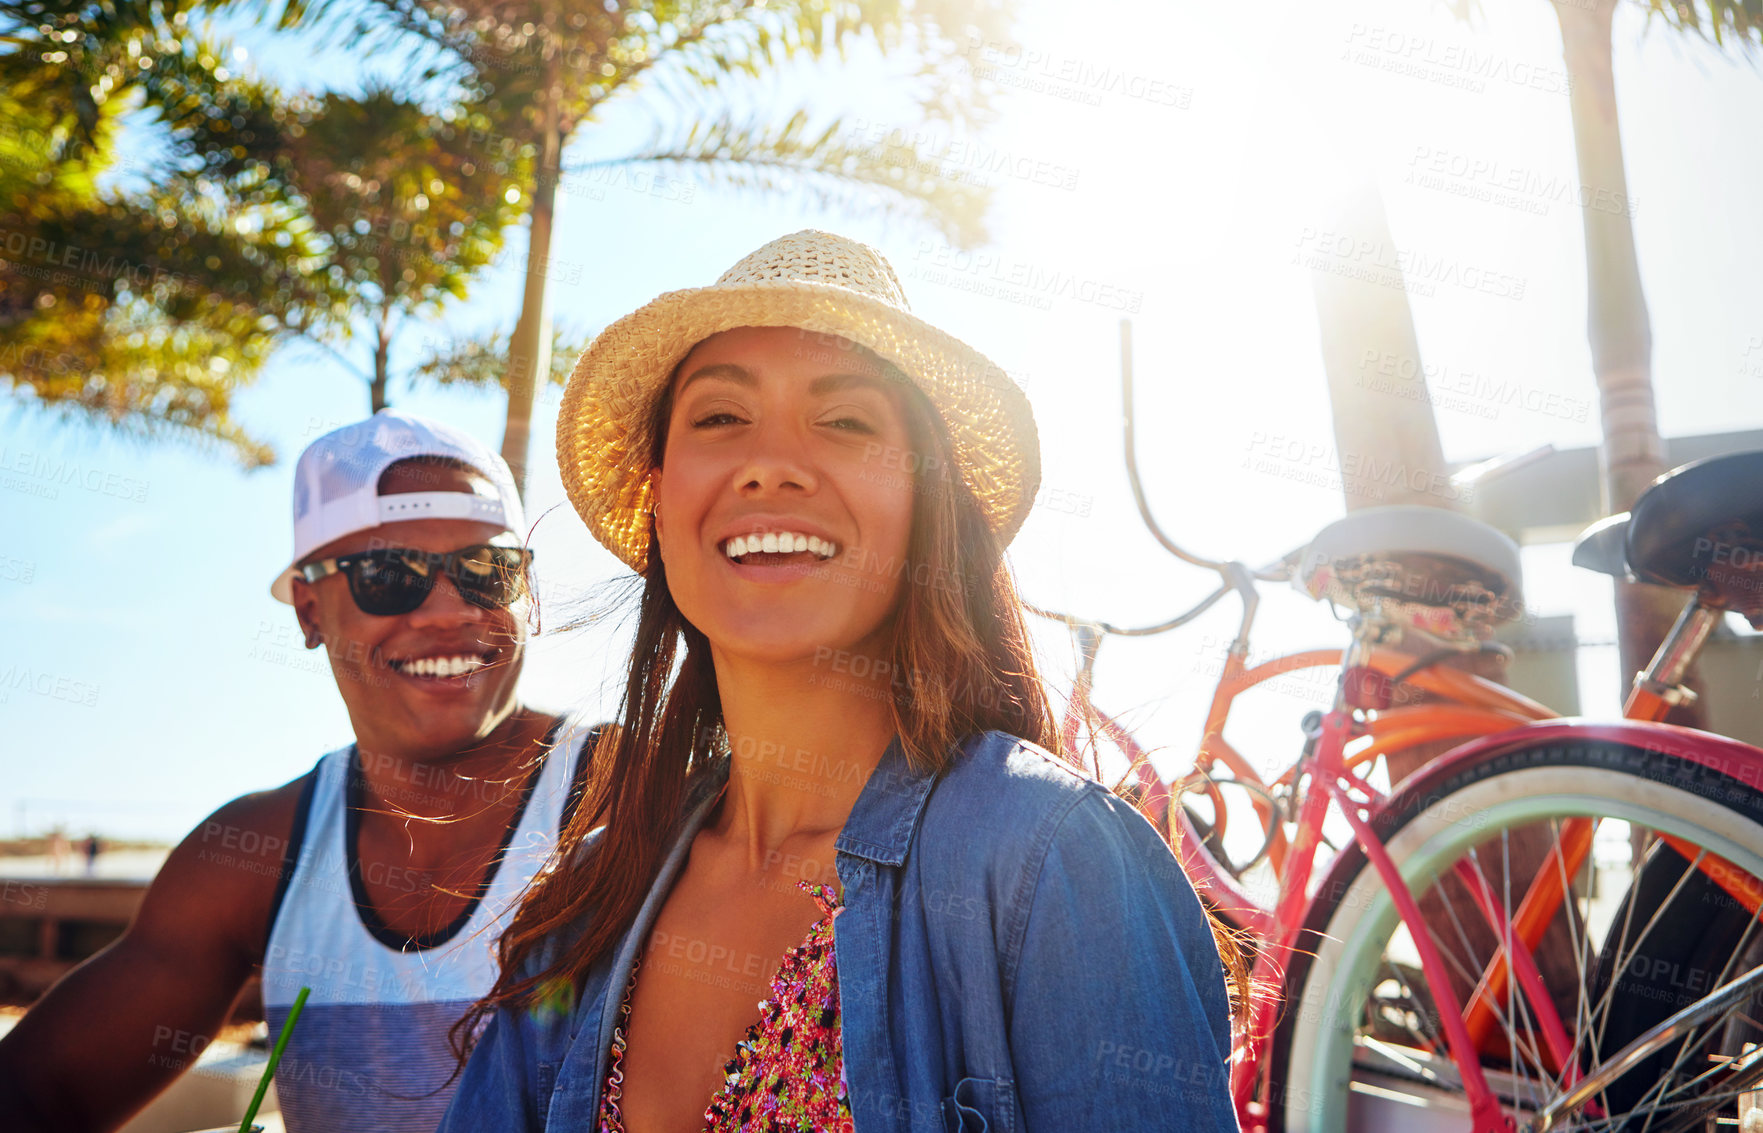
[{"left": 299, "top": 542, "right": 535, "bottom": 616}]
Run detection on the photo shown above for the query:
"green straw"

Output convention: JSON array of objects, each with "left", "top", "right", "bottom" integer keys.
[{"left": 240, "top": 985, "right": 309, "bottom": 1133}]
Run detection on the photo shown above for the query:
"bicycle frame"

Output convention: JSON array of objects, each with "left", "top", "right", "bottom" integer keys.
[
  {"left": 1080, "top": 640, "right": 1552, "bottom": 931},
  {"left": 1178, "top": 645, "right": 1552, "bottom": 929},
  {"left": 1047, "top": 317, "right": 1763, "bottom": 1130},
  {"left": 1059, "top": 601, "right": 1763, "bottom": 1131},
  {"left": 1229, "top": 717, "right": 1763, "bottom": 1131}
]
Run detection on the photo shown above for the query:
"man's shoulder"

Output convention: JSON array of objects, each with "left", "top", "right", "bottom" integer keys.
[
  {"left": 210, "top": 766, "right": 322, "bottom": 832},
  {"left": 134, "top": 767, "right": 321, "bottom": 960},
  {"left": 179, "top": 760, "right": 321, "bottom": 872}
]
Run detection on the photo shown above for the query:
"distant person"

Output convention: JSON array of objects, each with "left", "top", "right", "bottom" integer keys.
[
  {"left": 46, "top": 827, "right": 71, "bottom": 876},
  {"left": 0, "top": 410, "right": 601, "bottom": 1133},
  {"left": 81, "top": 833, "right": 100, "bottom": 877}
]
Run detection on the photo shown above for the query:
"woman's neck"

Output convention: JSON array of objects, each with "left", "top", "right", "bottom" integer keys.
[{"left": 708, "top": 647, "right": 898, "bottom": 868}]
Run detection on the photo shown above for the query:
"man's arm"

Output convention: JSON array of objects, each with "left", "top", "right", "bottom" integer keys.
[{"left": 0, "top": 778, "right": 308, "bottom": 1133}]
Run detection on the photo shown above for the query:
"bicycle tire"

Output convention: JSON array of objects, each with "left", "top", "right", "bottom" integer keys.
[{"left": 1265, "top": 739, "right": 1763, "bottom": 1133}]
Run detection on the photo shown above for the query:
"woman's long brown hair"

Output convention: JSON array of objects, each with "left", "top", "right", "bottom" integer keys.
[{"left": 452, "top": 345, "right": 1248, "bottom": 1060}]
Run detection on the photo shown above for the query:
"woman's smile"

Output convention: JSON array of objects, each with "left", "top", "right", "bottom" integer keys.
[{"left": 714, "top": 516, "right": 845, "bottom": 585}]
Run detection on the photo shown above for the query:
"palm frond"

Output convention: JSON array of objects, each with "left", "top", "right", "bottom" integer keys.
[
  {"left": 408, "top": 323, "right": 585, "bottom": 391},
  {"left": 575, "top": 105, "right": 990, "bottom": 245},
  {"left": 1, "top": 294, "right": 279, "bottom": 467},
  {"left": 1636, "top": 0, "right": 1763, "bottom": 55}
]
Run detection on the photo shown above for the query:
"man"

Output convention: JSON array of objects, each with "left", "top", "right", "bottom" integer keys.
[{"left": 0, "top": 409, "right": 598, "bottom": 1132}]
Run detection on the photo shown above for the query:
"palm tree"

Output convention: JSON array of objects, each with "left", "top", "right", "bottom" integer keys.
[
  {"left": 1325, "top": 0, "right": 1761, "bottom": 715},
  {"left": 0, "top": 4, "right": 314, "bottom": 464},
  {"left": 1549, "top": 0, "right": 1762, "bottom": 712},
  {"left": 266, "top": 0, "right": 1011, "bottom": 494},
  {"left": 263, "top": 85, "right": 530, "bottom": 412},
  {"left": 1416, "top": 0, "right": 1763, "bottom": 713},
  {"left": 1, "top": 2, "right": 529, "bottom": 461}
]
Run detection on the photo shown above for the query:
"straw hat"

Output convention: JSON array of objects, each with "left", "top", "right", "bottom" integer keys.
[{"left": 556, "top": 229, "right": 1041, "bottom": 572}]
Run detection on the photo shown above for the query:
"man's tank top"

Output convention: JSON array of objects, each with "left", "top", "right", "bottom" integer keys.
[{"left": 261, "top": 717, "right": 596, "bottom": 1132}]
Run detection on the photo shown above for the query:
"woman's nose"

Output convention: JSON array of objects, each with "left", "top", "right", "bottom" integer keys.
[{"left": 731, "top": 420, "right": 819, "bottom": 497}]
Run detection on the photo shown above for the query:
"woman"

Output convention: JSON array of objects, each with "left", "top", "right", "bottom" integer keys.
[{"left": 440, "top": 230, "right": 1239, "bottom": 1132}]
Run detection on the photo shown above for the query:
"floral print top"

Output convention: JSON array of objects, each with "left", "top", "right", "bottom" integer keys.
[{"left": 596, "top": 879, "right": 853, "bottom": 1133}]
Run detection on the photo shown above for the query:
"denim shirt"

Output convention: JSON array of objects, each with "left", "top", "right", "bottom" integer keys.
[{"left": 438, "top": 730, "right": 1239, "bottom": 1132}]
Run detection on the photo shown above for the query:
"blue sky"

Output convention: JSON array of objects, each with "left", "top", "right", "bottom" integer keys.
[{"left": 6, "top": 0, "right": 1763, "bottom": 842}]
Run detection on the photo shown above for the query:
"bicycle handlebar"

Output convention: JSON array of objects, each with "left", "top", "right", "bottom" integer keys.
[
  {"left": 1022, "top": 585, "right": 1232, "bottom": 638},
  {"left": 1120, "top": 320, "right": 1234, "bottom": 574},
  {"left": 1022, "top": 318, "right": 1312, "bottom": 642}
]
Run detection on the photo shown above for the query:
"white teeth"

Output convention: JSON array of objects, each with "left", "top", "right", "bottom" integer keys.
[
  {"left": 396, "top": 654, "right": 487, "bottom": 678},
  {"left": 722, "top": 531, "right": 841, "bottom": 561}
]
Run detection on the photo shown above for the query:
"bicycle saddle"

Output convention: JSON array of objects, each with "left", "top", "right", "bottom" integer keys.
[
  {"left": 1295, "top": 505, "right": 1523, "bottom": 636},
  {"left": 1623, "top": 449, "right": 1763, "bottom": 624},
  {"left": 1571, "top": 512, "right": 1632, "bottom": 580}
]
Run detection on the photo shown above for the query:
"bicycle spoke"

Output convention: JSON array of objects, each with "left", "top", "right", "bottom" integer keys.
[
  {"left": 1417, "top": 851, "right": 1554, "bottom": 1104},
  {"left": 1640, "top": 999, "right": 1763, "bottom": 1113},
  {"left": 1498, "top": 831, "right": 1547, "bottom": 1111},
  {"left": 1367, "top": 956, "right": 1446, "bottom": 1059},
  {"left": 1590, "top": 830, "right": 1648, "bottom": 1065},
  {"left": 1627, "top": 848, "right": 1716, "bottom": 1133},
  {"left": 1271, "top": 742, "right": 1763, "bottom": 1133},
  {"left": 1548, "top": 817, "right": 1600, "bottom": 1083},
  {"left": 1367, "top": 829, "right": 1763, "bottom": 1129},
  {"left": 1590, "top": 835, "right": 1700, "bottom": 1055}
]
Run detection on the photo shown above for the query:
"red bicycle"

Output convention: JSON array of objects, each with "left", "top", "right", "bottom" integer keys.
[{"left": 1030, "top": 326, "right": 1763, "bottom": 1132}]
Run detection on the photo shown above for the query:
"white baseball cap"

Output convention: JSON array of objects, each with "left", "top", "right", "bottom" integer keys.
[{"left": 270, "top": 408, "right": 527, "bottom": 603}]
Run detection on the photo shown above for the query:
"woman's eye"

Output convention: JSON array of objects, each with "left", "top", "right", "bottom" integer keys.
[
  {"left": 692, "top": 412, "right": 744, "bottom": 428},
  {"left": 824, "top": 416, "right": 874, "bottom": 433}
]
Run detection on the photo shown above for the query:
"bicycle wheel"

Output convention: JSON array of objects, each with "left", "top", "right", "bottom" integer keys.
[{"left": 1267, "top": 740, "right": 1763, "bottom": 1133}]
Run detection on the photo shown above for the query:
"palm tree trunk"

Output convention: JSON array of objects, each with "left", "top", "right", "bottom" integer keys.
[
  {"left": 1310, "top": 173, "right": 1506, "bottom": 758},
  {"left": 1309, "top": 178, "right": 1450, "bottom": 514},
  {"left": 498, "top": 57, "right": 563, "bottom": 499},
  {"left": 371, "top": 310, "right": 391, "bottom": 412},
  {"left": 1555, "top": 0, "right": 1702, "bottom": 725},
  {"left": 1309, "top": 173, "right": 1588, "bottom": 999}
]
